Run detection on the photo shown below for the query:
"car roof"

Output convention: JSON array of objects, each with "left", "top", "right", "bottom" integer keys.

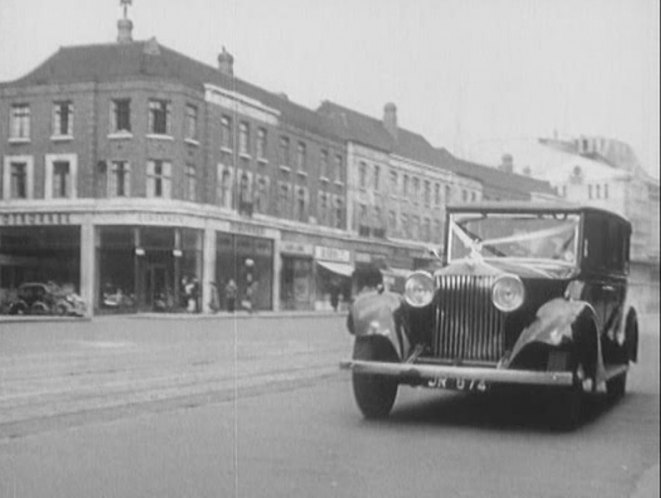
[{"left": 446, "top": 201, "right": 631, "bottom": 226}]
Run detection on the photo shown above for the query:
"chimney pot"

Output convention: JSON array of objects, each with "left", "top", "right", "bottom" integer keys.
[
  {"left": 218, "top": 46, "right": 234, "bottom": 76},
  {"left": 383, "top": 102, "right": 397, "bottom": 139}
]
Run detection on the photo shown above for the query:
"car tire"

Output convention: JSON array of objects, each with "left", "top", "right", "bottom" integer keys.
[
  {"left": 30, "top": 301, "right": 49, "bottom": 315},
  {"left": 547, "top": 362, "right": 589, "bottom": 431},
  {"left": 352, "top": 339, "right": 398, "bottom": 419},
  {"left": 9, "top": 303, "right": 27, "bottom": 315},
  {"left": 606, "top": 373, "right": 627, "bottom": 400}
]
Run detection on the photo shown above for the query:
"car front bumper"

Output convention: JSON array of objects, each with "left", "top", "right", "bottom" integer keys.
[{"left": 340, "top": 359, "right": 575, "bottom": 387}]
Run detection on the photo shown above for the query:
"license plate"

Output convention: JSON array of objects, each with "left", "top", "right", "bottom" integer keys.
[{"left": 427, "top": 377, "right": 488, "bottom": 392}]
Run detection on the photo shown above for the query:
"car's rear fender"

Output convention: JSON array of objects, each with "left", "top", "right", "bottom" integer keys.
[
  {"left": 506, "top": 298, "right": 604, "bottom": 381},
  {"left": 347, "top": 292, "right": 408, "bottom": 360}
]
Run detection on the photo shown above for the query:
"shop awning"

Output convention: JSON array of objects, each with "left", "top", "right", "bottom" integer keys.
[{"left": 317, "top": 260, "right": 354, "bottom": 277}]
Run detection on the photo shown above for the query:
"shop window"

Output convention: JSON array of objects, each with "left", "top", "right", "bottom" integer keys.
[
  {"left": 10, "top": 104, "right": 30, "bottom": 140},
  {"left": 239, "top": 122, "right": 250, "bottom": 155},
  {"left": 52, "top": 101, "right": 73, "bottom": 137},
  {"left": 256, "top": 127, "right": 267, "bottom": 160},
  {"left": 221, "top": 115, "right": 233, "bottom": 149},
  {"left": 185, "top": 105, "right": 198, "bottom": 141},
  {"left": 146, "top": 160, "right": 172, "bottom": 198},
  {"left": 111, "top": 98, "right": 131, "bottom": 133},
  {"left": 148, "top": 99, "right": 171, "bottom": 135},
  {"left": 185, "top": 163, "right": 197, "bottom": 201},
  {"left": 109, "top": 161, "right": 131, "bottom": 197},
  {"left": 98, "top": 226, "right": 136, "bottom": 313}
]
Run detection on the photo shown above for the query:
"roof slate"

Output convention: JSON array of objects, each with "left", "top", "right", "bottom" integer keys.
[{"left": 3, "top": 40, "right": 339, "bottom": 140}]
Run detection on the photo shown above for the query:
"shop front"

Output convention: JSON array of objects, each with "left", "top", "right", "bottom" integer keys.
[
  {"left": 96, "top": 225, "right": 203, "bottom": 313},
  {"left": 215, "top": 231, "right": 274, "bottom": 312},
  {"left": 0, "top": 219, "right": 81, "bottom": 313},
  {"left": 314, "top": 245, "right": 353, "bottom": 311},
  {"left": 279, "top": 240, "right": 315, "bottom": 311}
]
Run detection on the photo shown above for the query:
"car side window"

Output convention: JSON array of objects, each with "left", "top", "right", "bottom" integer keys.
[
  {"left": 607, "top": 220, "right": 625, "bottom": 273},
  {"left": 583, "top": 214, "right": 609, "bottom": 270}
]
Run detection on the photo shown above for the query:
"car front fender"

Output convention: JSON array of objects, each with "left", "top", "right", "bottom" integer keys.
[
  {"left": 347, "top": 291, "right": 407, "bottom": 360},
  {"left": 506, "top": 298, "right": 603, "bottom": 379}
]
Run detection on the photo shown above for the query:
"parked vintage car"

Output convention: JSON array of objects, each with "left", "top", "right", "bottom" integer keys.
[
  {"left": 7, "top": 282, "right": 86, "bottom": 316},
  {"left": 341, "top": 203, "right": 638, "bottom": 429}
]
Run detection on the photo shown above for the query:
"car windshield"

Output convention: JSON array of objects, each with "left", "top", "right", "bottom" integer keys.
[{"left": 448, "top": 212, "right": 580, "bottom": 264}]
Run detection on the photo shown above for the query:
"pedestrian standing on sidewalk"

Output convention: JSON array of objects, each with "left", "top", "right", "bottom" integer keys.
[{"left": 225, "top": 278, "right": 238, "bottom": 312}]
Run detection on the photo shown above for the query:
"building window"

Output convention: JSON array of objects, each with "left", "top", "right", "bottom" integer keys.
[
  {"left": 462, "top": 189, "right": 467, "bottom": 202},
  {"left": 10, "top": 162, "right": 27, "bottom": 198},
  {"left": 146, "top": 160, "right": 172, "bottom": 198},
  {"left": 185, "top": 164, "right": 197, "bottom": 201},
  {"left": 45, "top": 154, "right": 77, "bottom": 200},
  {"left": 278, "top": 182, "right": 290, "bottom": 216},
  {"left": 445, "top": 185, "right": 452, "bottom": 203},
  {"left": 471, "top": 191, "right": 477, "bottom": 202},
  {"left": 296, "top": 187, "right": 307, "bottom": 222},
  {"left": 412, "top": 215, "right": 420, "bottom": 240},
  {"left": 334, "top": 155, "right": 343, "bottom": 182},
  {"left": 413, "top": 177, "right": 420, "bottom": 203},
  {"left": 148, "top": 99, "right": 171, "bottom": 135},
  {"left": 238, "top": 172, "right": 253, "bottom": 215},
  {"left": 402, "top": 213, "right": 409, "bottom": 238},
  {"left": 389, "top": 210, "right": 397, "bottom": 234},
  {"left": 318, "top": 193, "right": 328, "bottom": 225},
  {"left": 434, "top": 183, "right": 441, "bottom": 205},
  {"left": 296, "top": 142, "right": 307, "bottom": 171},
  {"left": 403, "top": 175, "right": 409, "bottom": 196},
  {"left": 239, "top": 122, "right": 250, "bottom": 155},
  {"left": 359, "top": 162, "right": 368, "bottom": 189},
  {"left": 595, "top": 184, "right": 601, "bottom": 199},
  {"left": 111, "top": 99, "right": 131, "bottom": 133},
  {"left": 320, "top": 150, "right": 329, "bottom": 179},
  {"left": 335, "top": 198, "right": 344, "bottom": 229},
  {"left": 280, "top": 136, "right": 291, "bottom": 167},
  {"left": 221, "top": 115, "right": 233, "bottom": 149},
  {"left": 185, "top": 105, "right": 198, "bottom": 141},
  {"left": 10, "top": 104, "right": 30, "bottom": 140},
  {"left": 390, "top": 171, "right": 398, "bottom": 194},
  {"left": 257, "top": 128, "right": 267, "bottom": 159},
  {"left": 52, "top": 101, "right": 73, "bottom": 137},
  {"left": 52, "top": 161, "right": 70, "bottom": 198},
  {"left": 109, "top": 161, "right": 130, "bottom": 197},
  {"left": 604, "top": 184, "right": 609, "bottom": 199},
  {"left": 254, "top": 176, "right": 269, "bottom": 213},
  {"left": 374, "top": 165, "right": 380, "bottom": 191},
  {"left": 424, "top": 180, "right": 431, "bottom": 207},
  {"left": 217, "top": 164, "right": 233, "bottom": 209},
  {"left": 423, "top": 218, "right": 431, "bottom": 242}
]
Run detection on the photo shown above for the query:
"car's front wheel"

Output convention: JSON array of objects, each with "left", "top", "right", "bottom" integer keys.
[
  {"left": 547, "top": 362, "right": 591, "bottom": 430},
  {"left": 352, "top": 339, "right": 398, "bottom": 419}
]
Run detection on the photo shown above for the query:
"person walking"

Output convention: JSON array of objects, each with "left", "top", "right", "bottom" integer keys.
[{"left": 224, "top": 279, "right": 238, "bottom": 312}]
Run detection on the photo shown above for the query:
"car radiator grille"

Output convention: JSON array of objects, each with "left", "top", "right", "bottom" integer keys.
[{"left": 433, "top": 275, "right": 506, "bottom": 363}]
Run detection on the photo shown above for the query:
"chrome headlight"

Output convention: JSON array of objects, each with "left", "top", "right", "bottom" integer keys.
[
  {"left": 491, "top": 274, "right": 525, "bottom": 312},
  {"left": 404, "top": 271, "right": 434, "bottom": 308}
]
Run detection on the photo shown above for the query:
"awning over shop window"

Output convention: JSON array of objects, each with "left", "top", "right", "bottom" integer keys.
[{"left": 316, "top": 260, "right": 354, "bottom": 277}]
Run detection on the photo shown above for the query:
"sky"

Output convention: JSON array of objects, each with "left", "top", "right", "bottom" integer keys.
[{"left": 0, "top": 0, "right": 658, "bottom": 178}]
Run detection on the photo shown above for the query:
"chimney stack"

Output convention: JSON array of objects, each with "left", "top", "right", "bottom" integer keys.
[
  {"left": 383, "top": 102, "right": 398, "bottom": 140},
  {"left": 218, "top": 47, "right": 234, "bottom": 76},
  {"left": 117, "top": 0, "right": 133, "bottom": 43},
  {"left": 499, "top": 153, "right": 514, "bottom": 173}
]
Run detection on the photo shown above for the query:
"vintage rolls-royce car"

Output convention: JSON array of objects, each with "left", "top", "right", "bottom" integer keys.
[{"left": 341, "top": 203, "right": 638, "bottom": 428}]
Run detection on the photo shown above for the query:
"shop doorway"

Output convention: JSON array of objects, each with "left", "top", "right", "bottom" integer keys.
[{"left": 145, "top": 263, "right": 170, "bottom": 311}]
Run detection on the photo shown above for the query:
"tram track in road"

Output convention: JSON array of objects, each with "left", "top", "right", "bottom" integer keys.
[{"left": 0, "top": 361, "right": 344, "bottom": 441}]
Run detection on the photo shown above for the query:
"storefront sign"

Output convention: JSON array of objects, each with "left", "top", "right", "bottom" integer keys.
[
  {"left": 0, "top": 212, "right": 71, "bottom": 226},
  {"left": 137, "top": 212, "right": 185, "bottom": 225},
  {"left": 315, "top": 246, "right": 351, "bottom": 263},
  {"left": 281, "top": 241, "right": 314, "bottom": 256},
  {"left": 230, "top": 221, "right": 266, "bottom": 237}
]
